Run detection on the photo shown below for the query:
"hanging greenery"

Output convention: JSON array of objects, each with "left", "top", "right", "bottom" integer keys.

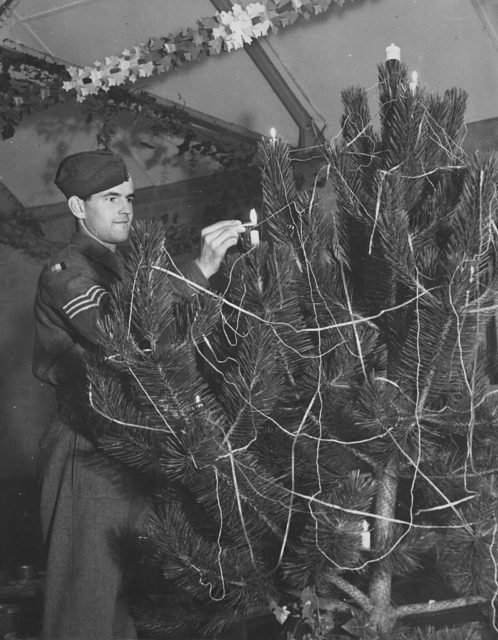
[
  {"left": 0, "top": 209, "right": 63, "bottom": 261},
  {"left": 0, "top": 46, "right": 257, "bottom": 170}
]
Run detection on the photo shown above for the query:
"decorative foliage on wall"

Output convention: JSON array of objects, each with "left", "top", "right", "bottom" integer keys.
[
  {"left": 63, "top": 0, "right": 352, "bottom": 101},
  {"left": 0, "top": 209, "right": 62, "bottom": 261},
  {"left": 0, "top": 47, "right": 256, "bottom": 169}
]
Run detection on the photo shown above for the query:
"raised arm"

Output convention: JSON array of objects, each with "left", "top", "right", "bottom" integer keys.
[{"left": 194, "top": 219, "right": 245, "bottom": 280}]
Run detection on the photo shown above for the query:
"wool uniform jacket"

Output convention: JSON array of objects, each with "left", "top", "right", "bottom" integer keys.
[{"left": 33, "top": 230, "right": 208, "bottom": 392}]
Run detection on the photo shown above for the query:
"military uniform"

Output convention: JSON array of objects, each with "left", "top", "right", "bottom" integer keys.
[{"left": 33, "top": 231, "right": 207, "bottom": 639}]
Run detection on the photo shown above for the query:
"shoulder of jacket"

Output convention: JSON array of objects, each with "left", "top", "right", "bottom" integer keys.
[
  {"left": 39, "top": 244, "right": 94, "bottom": 289},
  {"left": 45, "top": 242, "right": 90, "bottom": 271}
]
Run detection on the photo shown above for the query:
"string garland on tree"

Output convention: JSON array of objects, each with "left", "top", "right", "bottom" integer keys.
[{"left": 85, "top": 45, "right": 498, "bottom": 640}]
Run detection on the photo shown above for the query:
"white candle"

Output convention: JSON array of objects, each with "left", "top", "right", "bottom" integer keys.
[
  {"left": 270, "top": 127, "right": 277, "bottom": 144},
  {"left": 409, "top": 70, "right": 418, "bottom": 95},
  {"left": 385, "top": 43, "right": 401, "bottom": 62},
  {"left": 249, "top": 208, "right": 260, "bottom": 246},
  {"left": 360, "top": 519, "right": 371, "bottom": 549}
]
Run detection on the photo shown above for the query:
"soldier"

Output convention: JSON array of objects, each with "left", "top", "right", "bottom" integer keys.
[{"left": 32, "top": 150, "right": 244, "bottom": 639}]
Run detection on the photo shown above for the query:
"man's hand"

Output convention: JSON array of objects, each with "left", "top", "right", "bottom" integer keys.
[{"left": 194, "top": 220, "right": 245, "bottom": 280}]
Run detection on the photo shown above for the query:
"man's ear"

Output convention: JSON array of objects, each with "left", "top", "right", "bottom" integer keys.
[{"left": 67, "top": 195, "right": 86, "bottom": 220}]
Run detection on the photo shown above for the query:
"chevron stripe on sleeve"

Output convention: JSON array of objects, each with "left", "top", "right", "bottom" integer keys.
[{"left": 62, "top": 285, "right": 109, "bottom": 319}]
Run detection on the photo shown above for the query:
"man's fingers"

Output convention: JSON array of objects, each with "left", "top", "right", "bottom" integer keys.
[
  {"left": 202, "top": 224, "right": 244, "bottom": 252},
  {"left": 195, "top": 220, "right": 247, "bottom": 279},
  {"left": 217, "top": 235, "right": 240, "bottom": 253},
  {"left": 200, "top": 220, "right": 243, "bottom": 237}
]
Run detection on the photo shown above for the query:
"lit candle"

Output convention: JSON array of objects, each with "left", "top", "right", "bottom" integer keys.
[
  {"left": 270, "top": 127, "right": 277, "bottom": 144},
  {"left": 249, "top": 208, "right": 260, "bottom": 247},
  {"left": 409, "top": 70, "right": 418, "bottom": 95},
  {"left": 385, "top": 43, "right": 401, "bottom": 62}
]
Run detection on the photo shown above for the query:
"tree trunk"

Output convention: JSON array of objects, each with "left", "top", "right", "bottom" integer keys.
[{"left": 367, "top": 459, "right": 398, "bottom": 637}]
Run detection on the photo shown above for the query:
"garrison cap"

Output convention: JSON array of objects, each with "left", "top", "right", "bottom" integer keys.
[{"left": 55, "top": 150, "right": 130, "bottom": 199}]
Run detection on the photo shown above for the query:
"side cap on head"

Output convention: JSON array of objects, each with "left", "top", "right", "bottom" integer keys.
[{"left": 55, "top": 150, "right": 130, "bottom": 199}]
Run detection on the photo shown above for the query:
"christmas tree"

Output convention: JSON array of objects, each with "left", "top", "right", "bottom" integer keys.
[{"left": 88, "top": 55, "right": 498, "bottom": 640}]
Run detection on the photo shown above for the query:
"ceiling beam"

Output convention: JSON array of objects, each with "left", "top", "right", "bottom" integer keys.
[
  {"left": 0, "top": 179, "right": 25, "bottom": 215},
  {"left": 148, "top": 93, "right": 262, "bottom": 147},
  {"left": 210, "top": 0, "right": 326, "bottom": 149},
  {"left": 13, "top": 0, "right": 97, "bottom": 22},
  {"left": 470, "top": 0, "right": 498, "bottom": 53}
]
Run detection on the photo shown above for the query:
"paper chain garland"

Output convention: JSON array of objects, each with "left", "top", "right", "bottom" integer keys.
[{"left": 63, "top": 0, "right": 350, "bottom": 101}]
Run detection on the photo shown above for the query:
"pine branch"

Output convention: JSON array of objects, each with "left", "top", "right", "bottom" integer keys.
[
  {"left": 392, "top": 595, "right": 487, "bottom": 621},
  {"left": 326, "top": 571, "right": 373, "bottom": 613}
]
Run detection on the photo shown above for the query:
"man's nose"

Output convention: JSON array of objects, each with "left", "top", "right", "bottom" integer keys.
[{"left": 119, "top": 199, "right": 132, "bottom": 214}]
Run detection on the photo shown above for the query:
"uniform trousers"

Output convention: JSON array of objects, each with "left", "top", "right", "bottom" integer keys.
[{"left": 38, "top": 413, "right": 148, "bottom": 640}]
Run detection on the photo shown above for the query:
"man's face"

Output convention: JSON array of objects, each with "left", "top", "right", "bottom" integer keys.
[{"left": 80, "top": 178, "right": 135, "bottom": 249}]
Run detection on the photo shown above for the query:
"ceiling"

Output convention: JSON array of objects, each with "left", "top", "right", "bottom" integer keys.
[{"left": 1, "top": 0, "right": 498, "bottom": 208}]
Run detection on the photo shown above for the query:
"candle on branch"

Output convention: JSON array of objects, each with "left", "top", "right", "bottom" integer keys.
[
  {"left": 409, "top": 70, "right": 419, "bottom": 95},
  {"left": 249, "top": 208, "right": 260, "bottom": 247},
  {"left": 385, "top": 42, "right": 400, "bottom": 62},
  {"left": 360, "top": 519, "right": 371, "bottom": 549},
  {"left": 270, "top": 127, "right": 277, "bottom": 145}
]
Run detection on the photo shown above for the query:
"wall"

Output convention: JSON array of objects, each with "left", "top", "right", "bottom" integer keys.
[{"left": 0, "top": 244, "right": 56, "bottom": 478}]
